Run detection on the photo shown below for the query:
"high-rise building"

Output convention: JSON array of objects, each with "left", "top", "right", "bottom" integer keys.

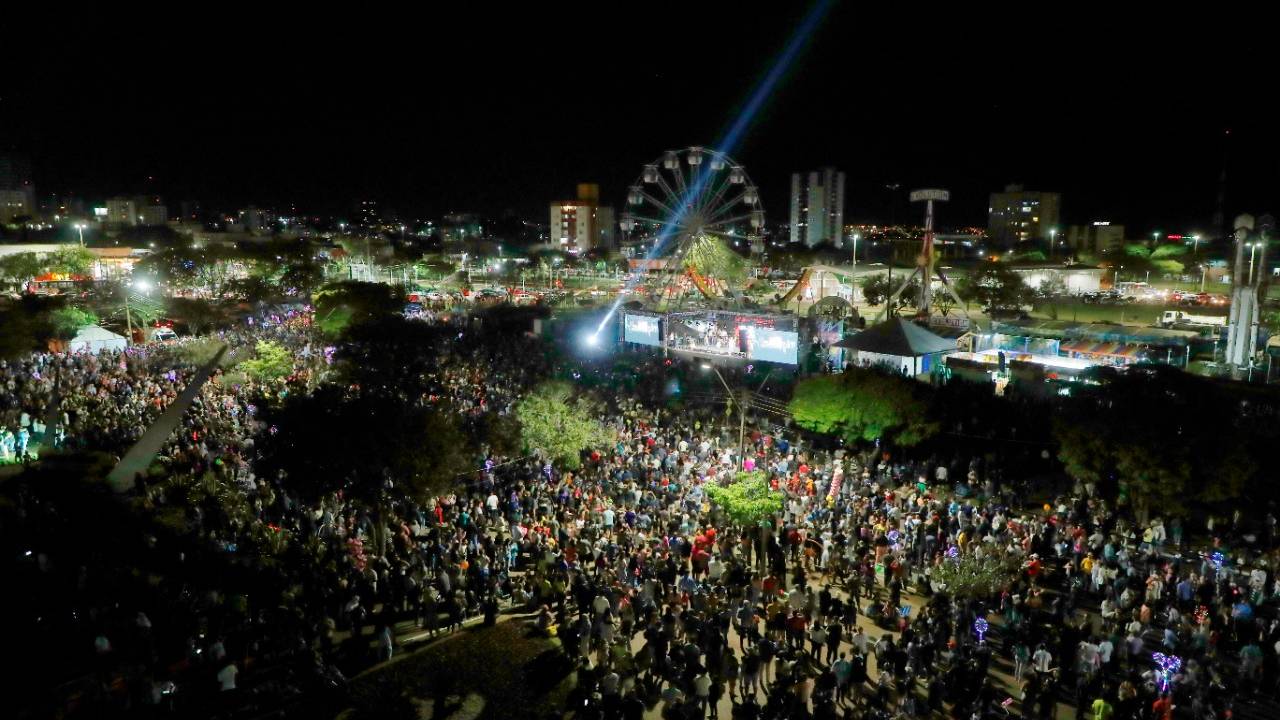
[
  {"left": 139, "top": 204, "right": 169, "bottom": 226},
  {"left": 0, "top": 152, "right": 35, "bottom": 223},
  {"left": 550, "top": 183, "right": 614, "bottom": 253},
  {"left": 1065, "top": 222, "right": 1125, "bottom": 254},
  {"left": 988, "top": 184, "right": 1061, "bottom": 246},
  {"left": 238, "top": 207, "right": 270, "bottom": 233},
  {"left": 0, "top": 191, "right": 32, "bottom": 223},
  {"left": 105, "top": 197, "right": 139, "bottom": 226},
  {"left": 179, "top": 200, "right": 203, "bottom": 222},
  {"left": 788, "top": 168, "right": 845, "bottom": 248}
]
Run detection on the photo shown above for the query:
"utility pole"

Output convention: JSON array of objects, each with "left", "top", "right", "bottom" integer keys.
[
  {"left": 704, "top": 364, "right": 748, "bottom": 470},
  {"left": 123, "top": 291, "right": 134, "bottom": 345}
]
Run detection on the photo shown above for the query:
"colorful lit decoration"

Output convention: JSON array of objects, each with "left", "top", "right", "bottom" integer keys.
[
  {"left": 1151, "top": 652, "right": 1182, "bottom": 693},
  {"left": 946, "top": 545, "right": 960, "bottom": 560},
  {"left": 973, "top": 617, "right": 989, "bottom": 643},
  {"left": 1194, "top": 605, "right": 1209, "bottom": 625},
  {"left": 1209, "top": 551, "right": 1226, "bottom": 569}
]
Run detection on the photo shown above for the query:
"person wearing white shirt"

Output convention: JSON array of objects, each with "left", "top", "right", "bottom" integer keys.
[
  {"left": 693, "top": 670, "right": 712, "bottom": 713},
  {"left": 707, "top": 557, "right": 724, "bottom": 581},
  {"left": 217, "top": 662, "right": 238, "bottom": 691},
  {"left": 1032, "top": 645, "right": 1053, "bottom": 674}
]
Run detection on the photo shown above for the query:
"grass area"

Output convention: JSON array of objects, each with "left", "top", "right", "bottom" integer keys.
[
  {"left": 1029, "top": 300, "right": 1228, "bottom": 325},
  {"left": 343, "top": 621, "right": 574, "bottom": 720}
]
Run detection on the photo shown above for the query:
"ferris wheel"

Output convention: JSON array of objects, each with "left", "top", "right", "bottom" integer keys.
[{"left": 620, "top": 146, "right": 765, "bottom": 259}]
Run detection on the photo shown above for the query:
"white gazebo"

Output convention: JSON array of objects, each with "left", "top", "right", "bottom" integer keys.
[
  {"left": 67, "top": 325, "right": 128, "bottom": 354},
  {"left": 834, "top": 317, "right": 957, "bottom": 376}
]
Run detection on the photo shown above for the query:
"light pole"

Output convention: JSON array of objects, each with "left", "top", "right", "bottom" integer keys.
[
  {"left": 1248, "top": 242, "right": 1261, "bottom": 285},
  {"left": 1049, "top": 227, "right": 1057, "bottom": 260},
  {"left": 702, "top": 363, "right": 748, "bottom": 470},
  {"left": 124, "top": 279, "right": 151, "bottom": 345},
  {"left": 1200, "top": 264, "right": 1208, "bottom": 293},
  {"left": 852, "top": 233, "right": 861, "bottom": 267},
  {"left": 74, "top": 222, "right": 86, "bottom": 247}
]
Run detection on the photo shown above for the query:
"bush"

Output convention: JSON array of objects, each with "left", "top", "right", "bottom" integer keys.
[
  {"left": 932, "top": 553, "right": 1021, "bottom": 600},
  {"left": 238, "top": 340, "right": 293, "bottom": 383},
  {"left": 704, "top": 471, "right": 783, "bottom": 527}
]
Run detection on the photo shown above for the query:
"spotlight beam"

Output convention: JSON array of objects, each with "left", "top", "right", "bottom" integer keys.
[{"left": 593, "top": 0, "right": 833, "bottom": 339}]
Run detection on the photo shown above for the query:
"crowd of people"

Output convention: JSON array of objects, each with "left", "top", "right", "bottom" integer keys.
[{"left": 4, "top": 305, "right": 1280, "bottom": 720}]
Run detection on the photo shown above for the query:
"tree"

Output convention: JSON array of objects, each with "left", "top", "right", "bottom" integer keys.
[
  {"left": 0, "top": 304, "right": 42, "bottom": 358},
  {"left": 0, "top": 252, "right": 47, "bottom": 290},
  {"left": 166, "top": 297, "right": 230, "bottom": 335},
  {"left": 789, "top": 369, "right": 938, "bottom": 447},
  {"left": 314, "top": 281, "right": 402, "bottom": 335},
  {"left": 0, "top": 247, "right": 93, "bottom": 291},
  {"left": 258, "top": 385, "right": 474, "bottom": 503},
  {"left": 278, "top": 259, "right": 325, "bottom": 298},
  {"left": 957, "top": 262, "right": 1034, "bottom": 315},
  {"left": 48, "top": 246, "right": 95, "bottom": 276},
  {"left": 860, "top": 273, "right": 919, "bottom": 311},
  {"left": 704, "top": 471, "right": 783, "bottom": 527},
  {"left": 931, "top": 291, "right": 958, "bottom": 317},
  {"left": 47, "top": 306, "right": 97, "bottom": 340},
  {"left": 239, "top": 340, "right": 293, "bottom": 383},
  {"left": 1050, "top": 365, "right": 1276, "bottom": 519},
  {"left": 515, "top": 381, "right": 613, "bottom": 469},
  {"left": 684, "top": 234, "right": 748, "bottom": 286},
  {"left": 335, "top": 314, "right": 455, "bottom": 395},
  {"left": 1, "top": 296, "right": 96, "bottom": 355},
  {"left": 931, "top": 553, "right": 1021, "bottom": 600}
]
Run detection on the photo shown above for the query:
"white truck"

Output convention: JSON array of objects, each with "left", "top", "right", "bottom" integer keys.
[{"left": 1159, "top": 310, "right": 1227, "bottom": 328}]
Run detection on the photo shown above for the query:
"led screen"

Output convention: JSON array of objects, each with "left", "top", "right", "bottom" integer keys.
[
  {"left": 623, "top": 313, "right": 662, "bottom": 346},
  {"left": 745, "top": 327, "right": 799, "bottom": 364}
]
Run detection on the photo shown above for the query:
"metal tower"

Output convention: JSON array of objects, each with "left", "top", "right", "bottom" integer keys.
[
  {"left": 1224, "top": 213, "right": 1271, "bottom": 378},
  {"left": 876, "top": 188, "right": 967, "bottom": 321}
]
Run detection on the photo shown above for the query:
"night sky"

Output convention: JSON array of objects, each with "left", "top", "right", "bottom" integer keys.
[{"left": 4, "top": 4, "right": 1276, "bottom": 234}]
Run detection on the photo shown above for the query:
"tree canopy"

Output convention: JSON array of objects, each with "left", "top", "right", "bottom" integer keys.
[
  {"left": 956, "top": 262, "right": 1034, "bottom": 315},
  {"left": 314, "top": 281, "right": 402, "bottom": 335},
  {"left": 0, "top": 295, "right": 97, "bottom": 356},
  {"left": 515, "top": 381, "right": 613, "bottom": 470},
  {"left": 704, "top": 471, "right": 783, "bottom": 527},
  {"left": 0, "top": 246, "right": 94, "bottom": 289},
  {"left": 239, "top": 340, "right": 294, "bottom": 383},
  {"left": 932, "top": 553, "right": 1022, "bottom": 600},
  {"left": 684, "top": 234, "right": 748, "bottom": 286},
  {"left": 1054, "top": 365, "right": 1269, "bottom": 517},
  {"left": 860, "top": 273, "right": 919, "bottom": 310},
  {"left": 789, "top": 368, "right": 938, "bottom": 447},
  {"left": 258, "top": 385, "right": 474, "bottom": 504}
]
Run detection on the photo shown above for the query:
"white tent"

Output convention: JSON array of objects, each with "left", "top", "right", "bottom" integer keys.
[{"left": 67, "top": 325, "right": 128, "bottom": 354}]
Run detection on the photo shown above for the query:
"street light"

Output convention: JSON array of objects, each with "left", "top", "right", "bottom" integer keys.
[
  {"left": 1049, "top": 228, "right": 1057, "bottom": 260},
  {"left": 124, "top": 279, "right": 152, "bottom": 345},
  {"left": 852, "top": 233, "right": 861, "bottom": 267},
  {"left": 74, "top": 222, "right": 86, "bottom": 246}
]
